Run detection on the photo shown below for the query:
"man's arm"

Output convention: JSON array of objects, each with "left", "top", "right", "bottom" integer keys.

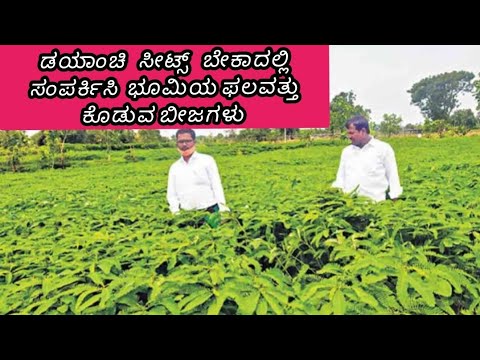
[
  {"left": 332, "top": 150, "right": 346, "bottom": 190},
  {"left": 206, "top": 157, "right": 229, "bottom": 211},
  {"left": 167, "top": 166, "right": 180, "bottom": 214},
  {"left": 384, "top": 145, "right": 403, "bottom": 200}
]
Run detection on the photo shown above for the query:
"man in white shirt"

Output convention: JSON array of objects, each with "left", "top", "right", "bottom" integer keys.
[
  {"left": 167, "top": 129, "right": 229, "bottom": 214},
  {"left": 332, "top": 115, "right": 403, "bottom": 202}
]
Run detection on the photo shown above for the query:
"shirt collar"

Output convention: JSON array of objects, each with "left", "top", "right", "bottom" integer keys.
[
  {"left": 179, "top": 151, "right": 198, "bottom": 164},
  {"left": 364, "top": 136, "right": 377, "bottom": 148},
  {"left": 352, "top": 136, "right": 377, "bottom": 150}
]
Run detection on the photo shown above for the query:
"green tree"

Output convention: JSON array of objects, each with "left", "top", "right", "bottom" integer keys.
[
  {"left": 404, "top": 123, "right": 422, "bottom": 131},
  {"left": 117, "top": 130, "right": 136, "bottom": 144},
  {"left": 237, "top": 129, "right": 273, "bottom": 142},
  {"left": 64, "top": 130, "right": 90, "bottom": 144},
  {"left": 298, "top": 128, "right": 317, "bottom": 142},
  {"left": 403, "top": 123, "right": 423, "bottom": 135},
  {"left": 379, "top": 113, "right": 403, "bottom": 136},
  {"left": 137, "top": 130, "right": 163, "bottom": 143},
  {"left": 408, "top": 71, "right": 474, "bottom": 121},
  {"left": 225, "top": 130, "right": 238, "bottom": 140},
  {"left": 330, "top": 91, "right": 371, "bottom": 135},
  {"left": 423, "top": 119, "right": 448, "bottom": 137},
  {"left": 280, "top": 128, "right": 299, "bottom": 141},
  {"left": 31, "top": 131, "right": 46, "bottom": 146},
  {"left": 0, "top": 131, "right": 30, "bottom": 172},
  {"left": 41, "top": 131, "right": 70, "bottom": 169},
  {"left": 474, "top": 73, "right": 480, "bottom": 111},
  {"left": 92, "top": 130, "right": 123, "bottom": 161},
  {"left": 450, "top": 109, "right": 478, "bottom": 129}
]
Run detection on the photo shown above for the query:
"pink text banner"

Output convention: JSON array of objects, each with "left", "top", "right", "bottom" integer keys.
[{"left": 0, "top": 45, "right": 329, "bottom": 130}]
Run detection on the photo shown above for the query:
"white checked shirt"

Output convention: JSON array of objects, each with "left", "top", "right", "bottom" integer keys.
[
  {"left": 167, "top": 152, "right": 229, "bottom": 214},
  {"left": 332, "top": 137, "right": 403, "bottom": 201}
]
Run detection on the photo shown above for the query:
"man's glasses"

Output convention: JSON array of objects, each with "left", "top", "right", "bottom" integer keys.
[{"left": 177, "top": 140, "right": 194, "bottom": 144}]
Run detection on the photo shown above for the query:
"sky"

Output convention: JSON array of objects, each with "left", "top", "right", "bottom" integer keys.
[
  {"left": 330, "top": 45, "right": 480, "bottom": 125},
  {"left": 25, "top": 45, "right": 480, "bottom": 136}
]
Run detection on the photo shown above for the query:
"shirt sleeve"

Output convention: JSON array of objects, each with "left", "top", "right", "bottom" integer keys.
[
  {"left": 206, "top": 157, "right": 229, "bottom": 212},
  {"left": 332, "top": 149, "right": 346, "bottom": 190},
  {"left": 384, "top": 145, "right": 403, "bottom": 199},
  {"left": 167, "top": 165, "right": 180, "bottom": 214}
]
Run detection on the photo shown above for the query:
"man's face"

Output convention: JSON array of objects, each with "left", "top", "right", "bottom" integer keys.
[
  {"left": 347, "top": 124, "right": 366, "bottom": 147},
  {"left": 177, "top": 133, "right": 195, "bottom": 151}
]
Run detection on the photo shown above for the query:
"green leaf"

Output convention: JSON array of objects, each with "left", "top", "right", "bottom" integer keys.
[
  {"left": 301, "top": 283, "right": 327, "bottom": 302},
  {"left": 74, "top": 288, "right": 101, "bottom": 314},
  {"left": 99, "top": 288, "right": 111, "bottom": 308},
  {"left": 76, "top": 293, "right": 103, "bottom": 314},
  {"left": 12, "top": 278, "right": 42, "bottom": 293},
  {"left": 317, "top": 263, "right": 343, "bottom": 275},
  {"left": 396, "top": 269, "right": 410, "bottom": 308},
  {"left": 436, "top": 300, "right": 456, "bottom": 315},
  {"left": 310, "top": 290, "right": 331, "bottom": 304},
  {"left": 319, "top": 302, "right": 332, "bottom": 315},
  {"left": 264, "top": 287, "right": 290, "bottom": 306},
  {"left": 434, "top": 265, "right": 463, "bottom": 293},
  {"left": 352, "top": 286, "right": 379, "bottom": 308},
  {"left": 88, "top": 273, "right": 104, "bottom": 286},
  {"left": 114, "top": 281, "right": 138, "bottom": 299},
  {"left": 5, "top": 271, "right": 12, "bottom": 284},
  {"left": 235, "top": 290, "right": 260, "bottom": 315},
  {"left": 263, "top": 268, "right": 287, "bottom": 285},
  {"left": 362, "top": 274, "right": 387, "bottom": 285},
  {"left": 183, "top": 292, "right": 212, "bottom": 313},
  {"left": 148, "top": 279, "right": 166, "bottom": 305},
  {"left": 61, "top": 295, "right": 76, "bottom": 305},
  {"left": 167, "top": 255, "right": 177, "bottom": 271},
  {"left": 303, "top": 211, "right": 320, "bottom": 222},
  {"left": 42, "top": 276, "right": 81, "bottom": 297},
  {"left": 240, "top": 257, "right": 261, "bottom": 273},
  {"left": 159, "top": 298, "right": 181, "bottom": 315},
  {"left": 116, "top": 293, "right": 139, "bottom": 307},
  {"left": 180, "top": 290, "right": 212, "bottom": 313},
  {"left": 207, "top": 296, "right": 227, "bottom": 315},
  {"left": 408, "top": 274, "right": 435, "bottom": 307},
  {"left": 98, "top": 259, "right": 114, "bottom": 274},
  {"left": 332, "top": 290, "right": 346, "bottom": 315},
  {"left": 432, "top": 278, "right": 452, "bottom": 297},
  {"left": 33, "top": 298, "right": 59, "bottom": 315},
  {"left": 57, "top": 304, "right": 69, "bottom": 314},
  {"left": 183, "top": 248, "right": 199, "bottom": 258},
  {"left": 256, "top": 298, "right": 268, "bottom": 315},
  {"left": 148, "top": 306, "right": 167, "bottom": 315},
  {"left": 42, "top": 278, "right": 53, "bottom": 297},
  {"left": 262, "top": 292, "right": 284, "bottom": 315},
  {"left": 210, "top": 265, "right": 225, "bottom": 286}
]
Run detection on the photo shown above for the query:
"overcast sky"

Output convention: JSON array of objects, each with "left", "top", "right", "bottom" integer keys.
[
  {"left": 330, "top": 45, "right": 480, "bottom": 125},
  {"left": 25, "top": 45, "right": 480, "bottom": 136}
]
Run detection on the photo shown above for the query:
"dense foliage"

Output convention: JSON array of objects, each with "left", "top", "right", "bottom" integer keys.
[{"left": 1, "top": 137, "right": 479, "bottom": 314}]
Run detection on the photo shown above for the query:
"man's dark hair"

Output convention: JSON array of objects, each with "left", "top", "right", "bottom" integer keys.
[
  {"left": 176, "top": 129, "right": 196, "bottom": 140},
  {"left": 346, "top": 115, "right": 370, "bottom": 134}
]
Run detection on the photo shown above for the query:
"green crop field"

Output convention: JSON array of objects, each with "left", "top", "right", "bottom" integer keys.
[{"left": 1, "top": 136, "right": 479, "bottom": 314}]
